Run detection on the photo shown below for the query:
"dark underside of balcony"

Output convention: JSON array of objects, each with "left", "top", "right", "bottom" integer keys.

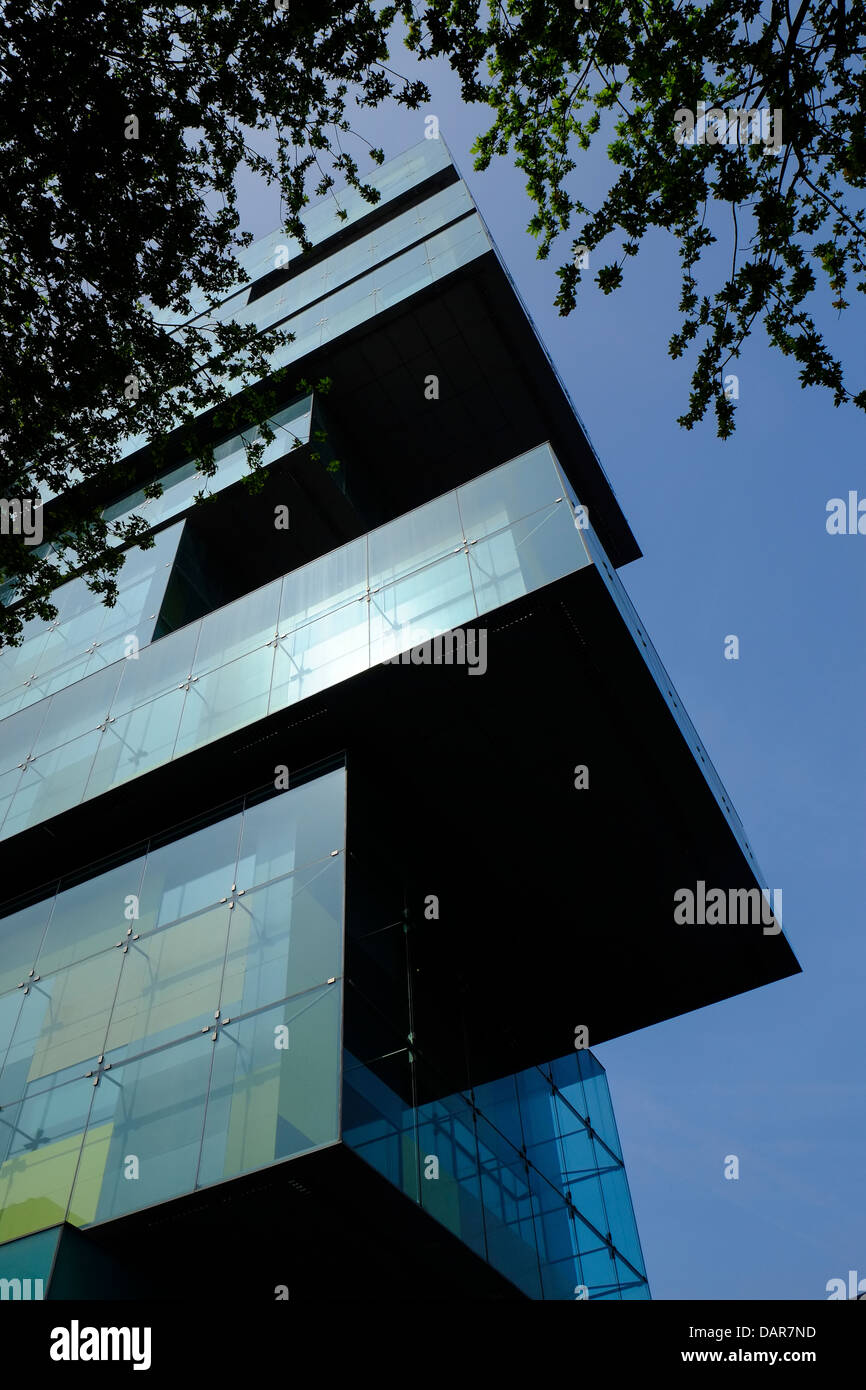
[
  {"left": 1, "top": 561, "right": 801, "bottom": 1101},
  {"left": 46, "top": 242, "right": 640, "bottom": 584},
  {"left": 44, "top": 1143, "right": 525, "bottom": 1301}
]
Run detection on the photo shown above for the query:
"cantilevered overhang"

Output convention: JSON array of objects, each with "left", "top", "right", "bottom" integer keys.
[
  {"left": 271, "top": 243, "right": 641, "bottom": 569},
  {"left": 0, "top": 558, "right": 800, "bottom": 1098},
  {"left": 37, "top": 160, "right": 639, "bottom": 572},
  {"left": 43, "top": 1145, "right": 524, "bottom": 1301}
]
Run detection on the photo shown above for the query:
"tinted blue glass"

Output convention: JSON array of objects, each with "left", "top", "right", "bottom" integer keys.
[
  {"left": 3, "top": 731, "right": 101, "bottom": 837},
  {"left": 342, "top": 1050, "right": 416, "bottom": 1198},
  {"left": 0, "top": 701, "right": 51, "bottom": 775},
  {"left": 0, "top": 1225, "right": 59, "bottom": 1294},
  {"left": 343, "top": 1050, "right": 647, "bottom": 1300},
  {"left": 417, "top": 1093, "right": 486, "bottom": 1260},
  {"left": 0, "top": 896, "right": 53, "bottom": 995}
]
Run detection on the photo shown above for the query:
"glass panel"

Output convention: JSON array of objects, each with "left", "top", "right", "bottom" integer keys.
[
  {"left": 458, "top": 445, "right": 563, "bottom": 539},
  {"left": 599, "top": 1165, "right": 644, "bottom": 1270},
  {"left": 25, "top": 654, "right": 92, "bottom": 702},
  {"left": 0, "top": 897, "right": 53, "bottom": 996},
  {"left": 368, "top": 493, "right": 463, "bottom": 589},
  {"left": 0, "top": 700, "right": 51, "bottom": 775},
  {"left": 236, "top": 769, "right": 346, "bottom": 886},
  {"left": 173, "top": 644, "right": 274, "bottom": 757},
  {"left": 580, "top": 1246, "right": 620, "bottom": 1298},
  {"left": 68, "top": 1033, "right": 214, "bottom": 1227},
  {"left": 3, "top": 523, "right": 183, "bottom": 717},
  {"left": 278, "top": 538, "right": 366, "bottom": 632},
  {"left": 0, "top": 1077, "right": 94, "bottom": 1243},
  {"left": 564, "top": 1156, "right": 608, "bottom": 1237},
  {"left": 83, "top": 690, "right": 185, "bottom": 799},
  {"left": 473, "top": 1074, "right": 525, "bottom": 1152},
  {"left": 110, "top": 621, "right": 200, "bottom": 715},
  {"left": 425, "top": 216, "right": 492, "bottom": 272},
  {"left": 0, "top": 685, "right": 31, "bottom": 721},
  {"left": 197, "top": 986, "right": 341, "bottom": 1189},
  {"left": 192, "top": 578, "right": 281, "bottom": 676},
  {"left": 0, "top": 766, "right": 22, "bottom": 836},
  {"left": 83, "top": 623, "right": 154, "bottom": 673},
  {"left": 219, "top": 858, "right": 344, "bottom": 1017},
  {"left": 342, "top": 1050, "right": 416, "bottom": 1198},
  {"left": 35, "top": 856, "right": 146, "bottom": 976},
  {"left": 3, "top": 731, "right": 102, "bottom": 837},
  {"left": 137, "top": 811, "right": 243, "bottom": 933},
  {"left": 29, "top": 664, "right": 123, "bottom": 758},
  {"left": 0, "top": 991, "right": 24, "bottom": 1076},
  {"left": 468, "top": 503, "right": 586, "bottom": 615},
  {"left": 474, "top": 1111, "right": 543, "bottom": 1298},
  {"left": 104, "top": 903, "right": 231, "bottom": 1054},
  {"left": 417, "top": 1092, "right": 486, "bottom": 1261},
  {"left": 0, "top": 634, "right": 49, "bottom": 694},
  {"left": 0, "top": 1224, "right": 60, "bottom": 1294},
  {"left": 376, "top": 252, "right": 435, "bottom": 311},
  {"left": 270, "top": 600, "right": 368, "bottom": 710},
  {"left": 2, "top": 952, "right": 123, "bottom": 1101},
  {"left": 575, "top": 1050, "right": 623, "bottom": 1157},
  {"left": 368, "top": 552, "right": 476, "bottom": 664}
]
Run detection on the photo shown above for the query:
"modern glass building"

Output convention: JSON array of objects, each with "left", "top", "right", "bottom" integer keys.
[{"left": 0, "top": 139, "right": 800, "bottom": 1300}]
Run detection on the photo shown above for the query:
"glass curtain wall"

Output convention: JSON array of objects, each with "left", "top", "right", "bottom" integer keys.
[
  {"left": 0, "top": 766, "right": 346, "bottom": 1246},
  {"left": 0, "top": 445, "right": 591, "bottom": 842}
]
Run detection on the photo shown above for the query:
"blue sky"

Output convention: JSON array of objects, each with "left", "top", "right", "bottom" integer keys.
[{"left": 236, "top": 46, "right": 866, "bottom": 1300}]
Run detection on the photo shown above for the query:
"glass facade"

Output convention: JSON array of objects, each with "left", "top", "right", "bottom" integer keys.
[
  {"left": 179, "top": 183, "right": 476, "bottom": 343},
  {"left": 103, "top": 394, "right": 314, "bottom": 534},
  {"left": 18, "top": 394, "right": 314, "bottom": 594},
  {"left": 344, "top": 1051, "right": 648, "bottom": 1300},
  {"left": 119, "top": 171, "right": 492, "bottom": 453},
  {"left": 0, "top": 444, "right": 590, "bottom": 841},
  {"left": 0, "top": 141, "right": 672, "bottom": 1302},
  {"left": 0, "top": 751, "right": 647, "bottom": 1300},
  {"left": 163, "top": 139, "right": 456, "bottom": 331},
  {"left": 166, "top": 212, "right": 492, "bottom": 414},
  {"left": 0, "top": 521, "right": 184, "bottom": 721},
  {"left": 0, "top": 768, "right": 346, "bottom": 1246}
]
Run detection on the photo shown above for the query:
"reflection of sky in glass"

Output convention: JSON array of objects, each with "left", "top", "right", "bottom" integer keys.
[{"left": 0, "top": 447, "right": 588, "bottom": 841}]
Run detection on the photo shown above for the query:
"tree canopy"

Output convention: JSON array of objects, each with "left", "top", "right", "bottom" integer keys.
[{"left": 1, "top": 0, "right": 862, "bottom": 643}]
